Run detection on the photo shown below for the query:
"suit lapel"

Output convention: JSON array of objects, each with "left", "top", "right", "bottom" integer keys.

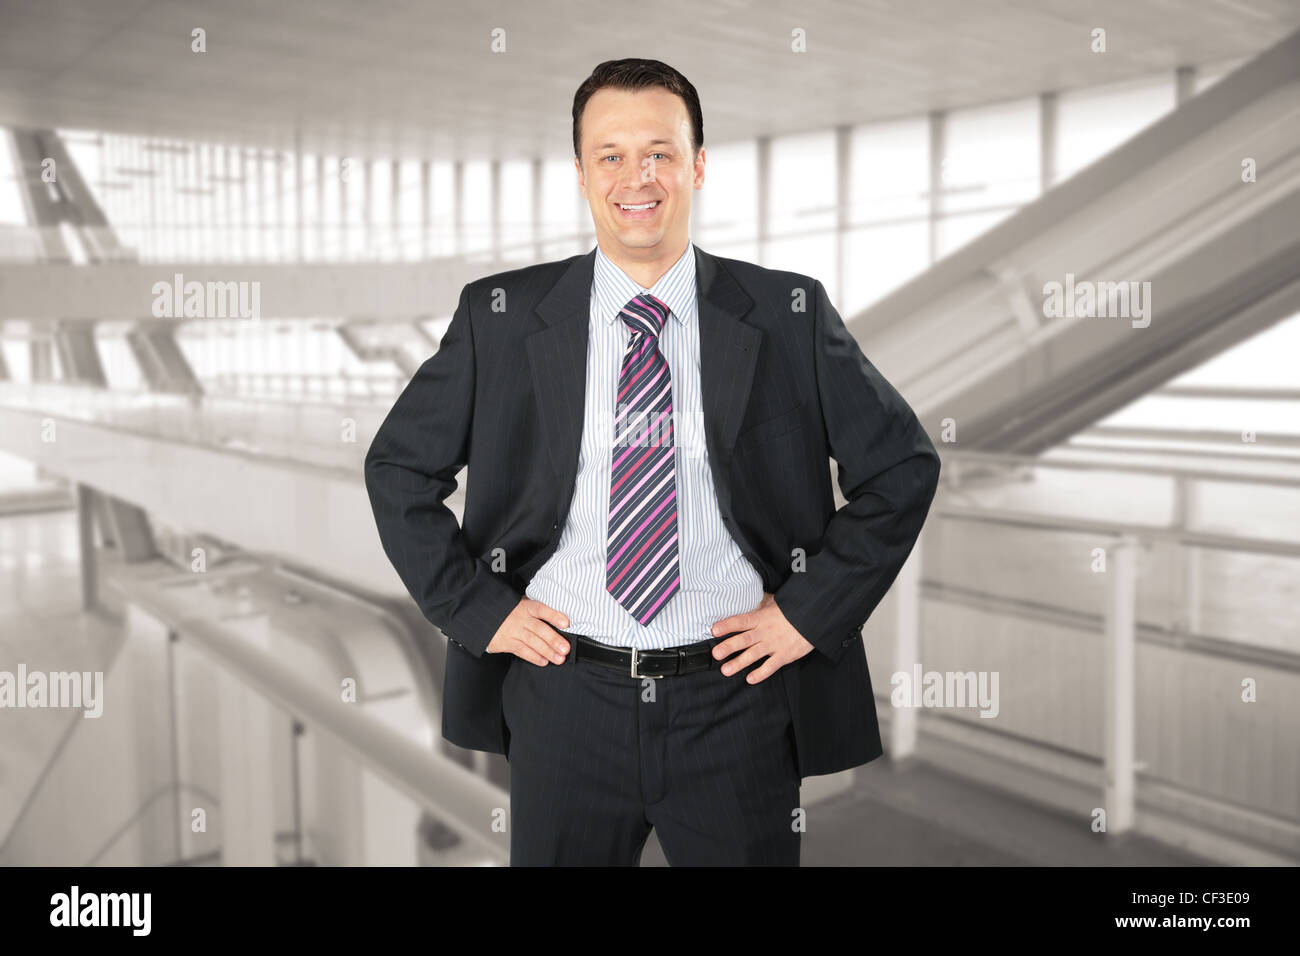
[
  {"left": 527, "top": 248, "right": 595, "bottom": 484},
  {"left": 693, "top": 244, "right": 761, "bottom": 517},
  {"left": 526, "top": 243, "right": 759, "bottom": 523}
]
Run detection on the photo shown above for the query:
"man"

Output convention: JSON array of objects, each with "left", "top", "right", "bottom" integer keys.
[{"left": 364, "top": 58, "right": 940, "bottom": 866}]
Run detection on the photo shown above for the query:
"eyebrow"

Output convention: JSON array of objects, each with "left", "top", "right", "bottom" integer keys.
[{"left": 594, "top": 139, "right": 675, "bottom": 151}]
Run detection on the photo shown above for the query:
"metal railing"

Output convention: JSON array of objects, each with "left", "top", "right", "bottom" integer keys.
[
  {"left": 894, "top": 447, "right": 1300, "bottom": 856},
  {"left": 0, "top": 380, "right": 388, "bottom": 473},
  {"left": 0, "top": 557, "right": 508, "bottom": 866}
]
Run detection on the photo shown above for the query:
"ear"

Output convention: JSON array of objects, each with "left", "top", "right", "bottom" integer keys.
[{"left": 574, "top": 156, "right": 587, "bottom": 196}]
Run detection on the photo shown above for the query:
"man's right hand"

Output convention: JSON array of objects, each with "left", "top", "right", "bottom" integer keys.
[{"left": 485, "top": 597, "right": 571, "bottom": 665}]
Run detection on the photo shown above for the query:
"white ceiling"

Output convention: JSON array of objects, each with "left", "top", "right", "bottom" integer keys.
[{"left": 1, "top": 0, "right": 1299, "bottom": 160}]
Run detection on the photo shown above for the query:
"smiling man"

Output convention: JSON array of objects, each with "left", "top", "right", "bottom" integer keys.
[{"left": 364, "top": 58, "right": 941, "bottom": 866}]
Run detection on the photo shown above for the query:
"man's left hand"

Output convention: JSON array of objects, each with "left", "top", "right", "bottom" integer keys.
[{"left": 710, "top": 592, "right": 814, "bottom": 684}]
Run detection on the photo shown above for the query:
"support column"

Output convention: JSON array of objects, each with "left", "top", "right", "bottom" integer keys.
[
  {"left": 755, "top": 135, "right": 770, "bottom": 265},
  {"left": 452, "top": 160, "right": 464, "bottom": 255},
  {"left": 76, "top": 484, "right": 99, "bottom": 611},
  {"left": 53, "top": 318, "right": 108, "bottom": 386},
  {"left": 1171, "top": 475, "right": 1201, "bottom": 634},
  {"left": 890, "top": 531, "right": 923, "bottom": 762},
  {"left": 29, "top": 335, "right": 55, "bottom": 382},
  {"left": 217, "top": 615, "right": 278, "bottom": 866},
  {"left": 126, "top": 324, "right": 203, "bottom": 394},
  {"left": 1175, "top": 65, "right": 1197, "bottom": 106},
  {"left": 1039, "top": 92, "right": 1058, "bottom": 194},
  {"left": 489, "top": 158, "right": 501, "bottom": 260},
  {"left": 390, "top": 157, "right": 401, "bottom": 258},
  {"left": 1103, "top": 534, "right": 1138, "bottom": 838},
  {"left": 531, "top": 157, "right": 544, "bottom": 263},
  {"left": 927, "top": 111, "right": 945, "bottom": 264},
  {"left": 834, "top": 124, "right": 851, "bottom": 309},
  {"left": 419, "top": 159, "right": 431, "bottom": 260},
  {"left": 7, "top": 128, "right": 71, "bottom": 262}
]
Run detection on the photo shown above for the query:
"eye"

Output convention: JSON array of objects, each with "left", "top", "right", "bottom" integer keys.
[
  {"left": 601, "top": 155, "right": 619, "bottom": 163},
  {"left": 651, "top": 152, "right": 668, "bottom": 160}
]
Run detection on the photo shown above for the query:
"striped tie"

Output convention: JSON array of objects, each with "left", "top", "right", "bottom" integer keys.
[{"left": 606, "top": 292, "right": 680, "bottom": 626}]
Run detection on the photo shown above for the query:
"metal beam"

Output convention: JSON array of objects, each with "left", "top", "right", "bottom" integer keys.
[{"left": 0, "top": 260, "right": 500, "bottom": 321}]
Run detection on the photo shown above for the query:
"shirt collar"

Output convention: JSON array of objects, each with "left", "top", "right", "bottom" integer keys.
[{"left": 594, "top": 240, "right": 695, "bottom": 328}]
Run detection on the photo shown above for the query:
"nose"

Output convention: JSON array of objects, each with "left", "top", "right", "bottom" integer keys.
[{"left": 619, "top": 157, "right": 658, "bottom": 191}]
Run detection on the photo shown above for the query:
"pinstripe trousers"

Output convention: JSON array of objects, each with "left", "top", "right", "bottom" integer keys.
[{"left": 501, "top": 630, "right": 801, "bottom": 866}]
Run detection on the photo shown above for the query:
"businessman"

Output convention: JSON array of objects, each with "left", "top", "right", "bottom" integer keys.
[{"left": 364, "top": 58, "right": 940, "bottom": 866}]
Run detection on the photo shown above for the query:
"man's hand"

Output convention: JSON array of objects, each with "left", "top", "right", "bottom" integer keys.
[
  {"left": 710, "top": 592, "right": 814, "bottom": 684},
  {"left": 485, "top": 597, "right": 571, "bottom": 665}
]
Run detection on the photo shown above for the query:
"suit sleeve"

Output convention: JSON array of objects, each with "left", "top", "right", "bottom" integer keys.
[
  {"left": 363, "top": 283, "right": 522, "bottom": 658},
  {"left": 772, "top": 278, "right": 941, "bottom": 664}
]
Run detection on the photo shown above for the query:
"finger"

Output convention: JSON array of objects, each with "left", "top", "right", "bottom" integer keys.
[
  {"left": 524, "top": 621, "right": 569, "bottom": 660},
  {"left": 510, "top": 637, "right": 550, "bottom": 667},
  {"left": 711, "top": 631, "right": 754, "bottom": 661},
  {"left": 719, "top": 643, "right": 767, "bottom": 677},
  {"left": 710, "top": 614, "right": 749, "bottom": 637},
  {"left": 745, "top": 656, "right": 782, "bottom": 684},
  {"left": 531, "top": 600, "right": 571, "bottom": 632}
]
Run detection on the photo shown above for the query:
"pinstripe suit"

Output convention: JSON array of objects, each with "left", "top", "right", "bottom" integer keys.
[{"left": 364, "top": 243, "right": 941, "bottom": 861}]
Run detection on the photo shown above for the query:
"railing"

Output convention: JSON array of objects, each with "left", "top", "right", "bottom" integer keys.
[
  {"left": 0, "top": 380, "right": 390, "bottom": 473},
  {"left": 207, "top": 371, "right": 407, "bottom": 403},
  {"left": 896, "top": 447, "right": 1300, "bottom": 857},
  {"left": 0, "top": 556, "right": 508, "bottom": 866}
]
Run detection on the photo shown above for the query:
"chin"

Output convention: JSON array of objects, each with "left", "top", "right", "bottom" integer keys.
[{"left": 612, "top": 231, "right": 663, "bottom": 248}]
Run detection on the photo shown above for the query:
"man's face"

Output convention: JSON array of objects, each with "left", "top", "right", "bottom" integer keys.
[{"left": 575, "top": 86, "right": 705, "bottom": 258}]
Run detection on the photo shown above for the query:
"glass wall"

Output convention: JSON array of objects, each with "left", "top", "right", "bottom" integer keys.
[
  {"left": 37, "top": 60, "right": 1193, "bottom": 300},
  {"left": 1054, "top": 75, "right": 1175, "bottom": 184}
]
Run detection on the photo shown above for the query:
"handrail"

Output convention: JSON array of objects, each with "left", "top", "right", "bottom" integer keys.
[
  {"left": 921, "top": 579, "right": 1300, "bottom": 674},
  {"left": 1081, "top": 425, "right": 1300, "bottom": 448},
  {"left": 934, "top": 502, "right": 1300, "bottom": 559},
  {"left": 107, "top": 572, "right": 509, "bottom": 864},
  {"left": 1059, "top": 440, "right": 1300, "bottom": 466},
  {"left": 941, "top": 447, "right": 1300, "bottom": 489},
  {"left": 0, "top": 379, "right": 394, "bottom": 415},
  {"left": 0, "top": 385, "right": 374, "bottom": 477},
  {"left": 1154, "top": 385, "right": 1300, "bottom": 401}
]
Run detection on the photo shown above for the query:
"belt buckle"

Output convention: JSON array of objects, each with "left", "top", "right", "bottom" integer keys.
[{"left": 629, "top": 648, "right": 661, "bottom": 680}]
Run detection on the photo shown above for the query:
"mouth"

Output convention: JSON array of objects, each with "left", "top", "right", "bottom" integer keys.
[{"left": 615, "top": 199, "right": 661, "bottom": 220}]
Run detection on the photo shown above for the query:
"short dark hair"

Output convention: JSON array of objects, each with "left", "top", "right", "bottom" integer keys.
[{"left": 572, "top": 58, "right": 704, "bottom": 165}]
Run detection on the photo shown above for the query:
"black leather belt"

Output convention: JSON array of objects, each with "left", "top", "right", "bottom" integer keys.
[{"left": 564, "top": 631, "right": 732, "bottom": 679}]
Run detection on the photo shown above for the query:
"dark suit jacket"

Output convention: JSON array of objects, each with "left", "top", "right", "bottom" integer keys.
[{"left": 364, "top": 244, "right": 941, "bottom": 779}]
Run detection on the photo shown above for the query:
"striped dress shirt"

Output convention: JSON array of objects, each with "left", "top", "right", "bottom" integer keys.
[{"left": 524, "top": 240, "right": 764, "bottom": 649}]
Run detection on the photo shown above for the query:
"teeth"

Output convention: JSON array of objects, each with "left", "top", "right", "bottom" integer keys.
[{"left": 620, "top": 201, "right": 658, "bottom": 210}]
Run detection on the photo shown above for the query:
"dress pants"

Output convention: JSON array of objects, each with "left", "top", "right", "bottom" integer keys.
[{"left": 501, "top": 632, "right": 801, "bottom": 866}]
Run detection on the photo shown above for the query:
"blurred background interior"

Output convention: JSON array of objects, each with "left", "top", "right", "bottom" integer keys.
[{"left": 1, "top": 0, "right": 1298, "bottom": 866}]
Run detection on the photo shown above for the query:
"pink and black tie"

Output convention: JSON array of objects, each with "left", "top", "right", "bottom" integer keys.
[{"left": 606, "top": 292, "right": 680, "bottom": 626}]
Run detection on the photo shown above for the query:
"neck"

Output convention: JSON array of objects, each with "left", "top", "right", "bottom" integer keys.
[{"left": 599, "top": 237, "right": 689, "bottom": 289}]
